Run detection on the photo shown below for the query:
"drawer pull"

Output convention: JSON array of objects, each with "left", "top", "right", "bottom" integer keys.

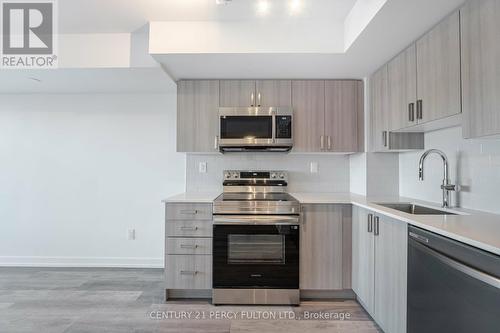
[
  {"left": 180, "top": 270, "right": 198, "bottom": 276},
  {"left": 180, "top": 210, "right": 199, "bottom": 215},
  {"left": 180, "top": 226, "right": 198, "bottom": 231},
  {"left": 180, "top": 244, "right": 198, "bottom": 249}
]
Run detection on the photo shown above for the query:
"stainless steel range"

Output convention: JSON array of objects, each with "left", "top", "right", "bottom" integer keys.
[{"left": 212, "top": 170, "right": 300, "bottom": 305}]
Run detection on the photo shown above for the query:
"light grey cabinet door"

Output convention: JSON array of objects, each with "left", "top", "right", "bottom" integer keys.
[
  {"left": 300, "top": 204, "right": 351, "bottom": 290},
  {"left": 177, "top": 80, "right": 219, "bottom": 153},
  {"left": 370, "top": 66, "right": 389, "bottom": 152},
  {"left": 291, "top": 80, "right": 325, "bottom": 152},
  {"left": 219, "top": 80, "right": 256, "bottom": 107},
  {"left": 388, "top": 44, "right": 417, "bottom": 130},
  {"left": 256, "top": 80, "right": 292, "bottom": 107},
  {"left": 325, "top": 80, "right": 364, "bottom": 152},
  {"left": 461, "top": 0, "right": 500, "bottom": 139},
  {"left": 416, "top": 11, "right": 461, "bottom": 124},
  {"left": 374, "top": 215, "right": 408, "bottom": 333},
  {"left": 352, "top": 206, "right": 375, "bottom": 317}
]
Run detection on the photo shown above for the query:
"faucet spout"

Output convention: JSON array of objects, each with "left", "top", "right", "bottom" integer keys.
[{"left": 418, "top": 149, "right": 456, "bottom": 208}]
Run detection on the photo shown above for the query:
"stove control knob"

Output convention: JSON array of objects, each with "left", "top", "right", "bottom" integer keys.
[
  {"left": 271, "top": 173, "right": 277, "bottom": 179},
  {"left": 232, "top": 173, "right": 239, "bottom": 179},
  {"left": 279, "top": 173, "right": 285, "bottom": 179},
  {"left": 224, "top": 172, "right": 231, "bottom": 179}
]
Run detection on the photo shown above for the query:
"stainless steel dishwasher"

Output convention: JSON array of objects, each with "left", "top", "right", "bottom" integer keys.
[{"left": 408, "top": 226, "right": 500, "bottom": 333}]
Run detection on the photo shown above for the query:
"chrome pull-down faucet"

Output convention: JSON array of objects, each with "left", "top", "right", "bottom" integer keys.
[{"left": 418, "top": 149, "right": 457, "bottom": 208}]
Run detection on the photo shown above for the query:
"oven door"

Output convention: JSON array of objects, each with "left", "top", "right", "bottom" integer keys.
[
  {"left": 213, "top": 223, "right": 299, "bottom": 289},
  {"left": 219, "top": 108, "right": 274, "bottom": 146}
]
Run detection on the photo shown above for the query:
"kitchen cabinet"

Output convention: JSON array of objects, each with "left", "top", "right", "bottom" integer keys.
[
  {"left": 370, "top": 66, "right": 389, "bottom": 152},
  {"left": 387, "top": 44, "right": 417, "bottom": 130},
  {"left": 325, "top": 80, "right": 364, "bottom": 152},
  {"left": 219, "top": 80, "right": 256, "bottom": 107},
  {"left": 293, "top": 80, "right": 364, "bottom": 153},
  {"left": 164, "top": 202, "right": 213, "bottom": 298},
  {"left": 461, "top": 0, "right": 500, "bottom": 139},
  {"left": 300, "top": 204, "right": 352, "bottom": 290},
  {"left": 352, "top": 207, "right": 375, "bottom": 315},
  {"left": 219, "top": 80, "right": 292, "bottom": 107},
  {"left": 416, "top": 11, "right": 461, "bottom": 124},
  {"left": 177, "top": 80, "right": 220, "bottom": 153},
  {"left": 292, "top": 80, "right": 325, "bottom": 152},
  {"left": 255, "top": 80, "right": 292, "bottom": 107},
  {"left": 352, "top": 206, "right": 407, "bottom": 333}
]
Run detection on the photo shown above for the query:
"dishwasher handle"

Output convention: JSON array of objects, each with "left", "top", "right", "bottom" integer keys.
[{"left": 412, "top": 240, "right": 500, "bottom": 290}]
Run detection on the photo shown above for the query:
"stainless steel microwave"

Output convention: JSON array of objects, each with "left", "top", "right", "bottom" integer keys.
[{"left": 218, "top": 107, "right": 293, "bottom": 153}]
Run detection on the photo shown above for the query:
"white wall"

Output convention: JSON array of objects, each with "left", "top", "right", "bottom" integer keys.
[
  {"left": 0, "top": 93, "right": 185, "bottom": 267},
  {"left": 186, "top": 154, "right": 350, "bottom": 193},
  {"left": 399, "top": 126, "right": 500, "bottom": 214}
]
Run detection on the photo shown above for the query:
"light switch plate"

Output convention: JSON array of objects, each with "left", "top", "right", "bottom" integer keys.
[
  {"left": 199, "top": 162, "right": 207, "bottom": 173},
  {"left": 127, "top": 229, "right": 136, "bottom": 241},
  {"left": 310, "top": 162, "right": 319, "bottom": 174}
]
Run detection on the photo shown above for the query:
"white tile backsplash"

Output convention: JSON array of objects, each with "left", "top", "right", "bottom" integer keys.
[
  {"left": 186, "top": 153, "right": 351, "bottom": 193},
  {"left": 399, "top": 126, "right": 500, "bottom": 214}
]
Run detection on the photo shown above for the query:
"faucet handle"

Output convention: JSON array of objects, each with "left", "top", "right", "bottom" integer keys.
[{"left": 441, "top": 184, "right": 459, "bottom": 192}]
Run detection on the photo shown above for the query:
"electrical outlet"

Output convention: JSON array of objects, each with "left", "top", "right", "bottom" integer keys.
[
  {"left": 127, "top": 229, "right": 136, "bottom": 241},
  {"left": 310, "top": 162, "right": 319, "bottom": 174},
  {"left": 199, "top": 162, "right": 207, "bottom": 173}
]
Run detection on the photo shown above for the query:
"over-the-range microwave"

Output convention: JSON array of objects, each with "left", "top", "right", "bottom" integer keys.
[{"left": 217, "top": 107, "right": 293, "bottom": 153}]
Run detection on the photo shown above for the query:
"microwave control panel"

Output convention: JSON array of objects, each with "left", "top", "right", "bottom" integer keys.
[{"left": 276, "top": 116, "right": 292, "bottom": 139}]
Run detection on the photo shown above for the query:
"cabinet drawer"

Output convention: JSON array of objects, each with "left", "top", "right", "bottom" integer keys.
[
  {"left": 165, "top": 220, "right": 212, "bottom": 237},
  {"left": 165, "top": 255, "right": 212, "bottom": 289},
  {"left": 166, "top": 203, "right": 212, "bottom": 221},
  {"left": 166, "top": 238, "right": 212, "bottom": 255}
]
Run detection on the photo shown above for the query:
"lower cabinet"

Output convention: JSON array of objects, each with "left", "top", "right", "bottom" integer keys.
[
  {"left": 300, "top": 204, "right": 352, "bottom": 290},
  {"left": 164, "top": 202, "right": 213, "bottom": 297},
  {"left": 352, "top": 206, "right": 408, "bottom": 333}
]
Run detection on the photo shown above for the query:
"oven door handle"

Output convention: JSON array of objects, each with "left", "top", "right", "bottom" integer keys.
[{"left": 213, "top": 215, "right": 300, "bottom": 225}]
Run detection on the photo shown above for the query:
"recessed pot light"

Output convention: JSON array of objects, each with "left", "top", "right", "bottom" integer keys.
[
  {"left": 257, "top": 0, "right": 270, "bottom": 15},
  {"left": 215, "top": 0, "right": 232, "bottom": 5}
]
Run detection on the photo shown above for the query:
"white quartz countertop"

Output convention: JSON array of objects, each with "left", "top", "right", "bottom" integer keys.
[
  {"left": 291, "top": 192, "right": 500, "bottom": 256},
  {"left": 163, "top": 191, "right": 500, "bottom": 255},
  {"left": 162, "top": 192, "right": 220, "bottom": 203}
]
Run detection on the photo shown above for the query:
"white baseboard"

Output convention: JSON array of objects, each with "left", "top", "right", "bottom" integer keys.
[{"left": 0, "top": 256, "right": 164, "bottom": 268}]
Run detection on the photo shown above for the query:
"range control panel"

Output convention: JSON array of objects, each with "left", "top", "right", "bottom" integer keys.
[{"left": 223, "top": 170, "right": 288, "bottom": 181}]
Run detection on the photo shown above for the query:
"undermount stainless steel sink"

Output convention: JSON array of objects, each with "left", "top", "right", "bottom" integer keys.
[{"left": 376, "top": 203, "right": 458, "bottom": 215}]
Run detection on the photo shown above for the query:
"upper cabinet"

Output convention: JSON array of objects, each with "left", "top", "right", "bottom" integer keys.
[
  {"left": 292, "top": 80, "right": 325, "bottom": 152},
  {"left": 416, "top": 11, "right": 461, "bottom": 123},
  {"left": 461, "top": 0, "right": 500, "bottom": 139},
  {"left": 387, "top": 44, "right": 417, "bottom": 131},
  {"left": 177, "top": 80, "right": 220, "bottom": 153},
  {"left": 219, "top": 80, "right": 256, "bottom": 107},
  {"left": 255, "top": 80, "right": 292, "bottom": 107},
  {"left": 325, "top": 80, "right": 364, "bottom": 152},
  {"left": 293, "top": 80, "right": 364, "bottom": 153},
  {"left": 219, "top": 80, "right": 292, "bottom": 107},
  {"left": 370, "top": 66, "right": 389, "bottom": 152}
]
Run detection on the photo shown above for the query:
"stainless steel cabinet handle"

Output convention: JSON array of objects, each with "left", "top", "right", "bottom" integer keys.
[
  {"left": 374, "top": 216, "right": 380, "bottom": 236},
  {"left": 180, "top": 210, "right": 198, "bottom": 215},
  {"left": 257, "top": 93, "right": 261, "bottom": 107},
  {"left": 409, "top": 103, "right": 415, "bottom": 122},
  {"left": 367, "top": 214, "right": 373, "bottom": 233},
  {"left": 180, "top": 226, "right": 198, "bottom": 231},
  {"left": 327, "top": 136, "right": 332, "bottom": 150},
  {"left": 382, "top": 131, "right": 388, "bottom": 147},
  {"left": 214, "top": 136, "right": 219, "bottom": 150},
  {"left": 320, "top": 135, "right": 325, "bottom": 150},
  {"left": 180, "top": 244, "right": 198, "bottom": 249},
  {"left": 180, "top": 270, "right": 198, "bottom": 276},
  {"left": 416, "top": 100, "right": 423, "bottom": 120},
  {"left": 251, "top": 92, "right": 255, "bottom": 107}
]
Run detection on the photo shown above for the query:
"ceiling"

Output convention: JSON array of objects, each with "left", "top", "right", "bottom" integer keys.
[{"left": 59, "top": 0, "right": 358, "bottom": 33}]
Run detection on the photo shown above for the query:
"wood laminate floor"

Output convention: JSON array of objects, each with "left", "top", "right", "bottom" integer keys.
[{"left": 0, "top": 268, "right": 381, "bottom": 333}]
